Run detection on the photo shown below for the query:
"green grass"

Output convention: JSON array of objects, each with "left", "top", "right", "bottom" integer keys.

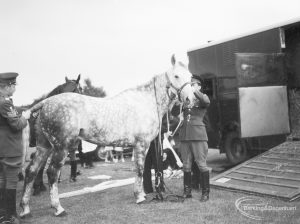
[{"left": 17, "top": 159, "right": 300, "bottom": 224}]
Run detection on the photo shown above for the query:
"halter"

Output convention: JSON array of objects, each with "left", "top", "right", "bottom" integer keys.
[{"left": 165, "top": 72, "right": 192, "bottom": 102}]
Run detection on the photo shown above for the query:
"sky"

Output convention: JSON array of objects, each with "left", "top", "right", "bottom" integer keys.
[{"left": 1, "top": 0, "right": 300, "bottom": 105}]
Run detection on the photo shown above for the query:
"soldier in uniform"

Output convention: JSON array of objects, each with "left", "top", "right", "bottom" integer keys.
[
  {"left": 179, "top": 75, "right": 210, "bottom": 202},
  {"left": 0, "top": 72, "right": 31, "bottom": 224}
]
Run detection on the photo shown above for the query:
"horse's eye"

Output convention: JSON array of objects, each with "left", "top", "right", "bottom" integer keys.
[{"left": 174, "top": 75, "right": 179, "bottom": 79}]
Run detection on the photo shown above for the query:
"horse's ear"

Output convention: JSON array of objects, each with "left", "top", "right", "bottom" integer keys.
[
  {"left": 171, "top": 54, "right": 176, "bottom": 66},
  {"left": 65, "top": 76, "right": 69, "bottom": 82},
  {"left": 172, "top": 51, "right": 189, "bottom": 66},
  {"left": 76, "top": 74, "right": 81, "bottom": 83}
]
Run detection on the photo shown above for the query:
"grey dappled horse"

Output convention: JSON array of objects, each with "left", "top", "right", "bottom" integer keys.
[
  {"left": 20, "top": 54, "right": 195, "bottom": 218},
  {"left": 28, "top": 75, "right": 82, "bottom": 195}
]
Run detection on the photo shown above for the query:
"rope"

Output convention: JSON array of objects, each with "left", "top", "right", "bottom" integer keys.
[
  {"left": 170, "top": 104, "right": 183, "bottom": 137},
  {"left": 153, "top": 77, "right": 164, "bottom": 199},
  {"left": 148, "top": 77, "right": 184, "bottom": 203}
]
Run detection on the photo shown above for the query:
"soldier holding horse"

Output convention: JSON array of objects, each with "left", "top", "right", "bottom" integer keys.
[
  {"left": 0, "top": 72, "right": 31, "bottom": 224},
  {"left": 19, "top": 54, "right": 195, "bottom": 218}
]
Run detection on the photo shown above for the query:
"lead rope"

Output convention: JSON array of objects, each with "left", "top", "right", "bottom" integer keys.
[
  {"left": 161, "top": 106, "right": 185, "bottom": 202},
  {"left": 153, "top": 77, "right": 164, "bottom": 201},
  {"left": 150, "top": 78, "right": 184, "bottom": 203}
]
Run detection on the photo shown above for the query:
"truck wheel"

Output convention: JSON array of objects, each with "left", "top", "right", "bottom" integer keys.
[
  {"left": 224, "top": 132, "right": 248, "bottom": 165},
  {"left": 94, "top": 146, "right": 106, "bottom": 161}
]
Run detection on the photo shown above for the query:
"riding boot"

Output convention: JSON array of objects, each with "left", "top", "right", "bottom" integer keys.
[
  {"left": 191, "top": 162, "right": 200, "bottom": 190},
  {"left": 70, "top": 160, "right": 77, "bottom": 182},
  {"left": 200, "top": 171, "right": 210, "bottom": 202},
  {"left": 183, "top": 172, "right": 192, "bottom": 198},
  {"left": 5, "top": 189, "right": 20, "bottom": 224},
  {"left": 199, "top": 171, "right": 204, "bottom": 191},
  {"left": 0, "top": 189, "right": 7, "bottom": 223}
]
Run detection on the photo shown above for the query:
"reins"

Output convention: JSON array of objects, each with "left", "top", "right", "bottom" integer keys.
[
  {"left": 153, "top": 77, "right": 164, "bottom": 200},
  {"left": 166, "top": 106, "right": 183, "bottom": 138},
  {"left": 150, "top": 76, "right": 185, "bottom": 203}
]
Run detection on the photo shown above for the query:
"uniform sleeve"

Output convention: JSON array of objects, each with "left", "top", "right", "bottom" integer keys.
[
  {"left": 170, "top": 104, "right": 181, "bottom": 117},
  {"left": 194, "top": 90, "right": 210, "bottom": 108},
  {"left": 0, "top": 100, "right": 27, "bottom": 131}
]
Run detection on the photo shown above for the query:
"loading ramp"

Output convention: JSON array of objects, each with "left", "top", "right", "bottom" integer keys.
[{"left": 211, "top": 141, "right": 300, "bottom": 201}]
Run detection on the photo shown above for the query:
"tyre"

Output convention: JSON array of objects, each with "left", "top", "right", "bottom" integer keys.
[
  {"left": 94, "top": 146, "right": 106, "bottom": 161},
  {"left": 224, "top": 132, "right": 248, "bottom": 165}
]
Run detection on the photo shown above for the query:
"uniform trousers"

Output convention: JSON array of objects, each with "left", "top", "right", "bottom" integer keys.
[
  {"left": 0, "top": 156, "right": 22, "bottom": 189},
  {"left": 180, "top": 141, "right": 208, "bottom": 172}
]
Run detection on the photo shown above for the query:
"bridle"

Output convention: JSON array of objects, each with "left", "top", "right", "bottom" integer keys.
[{"left": 165, "top": 72, "right": 192, "bottom": 102}]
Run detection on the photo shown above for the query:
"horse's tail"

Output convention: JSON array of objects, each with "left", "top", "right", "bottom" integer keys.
[
  {"left": 22, "top": 121, "right": 30, "bottom": 170},
  {"left": 27, "top": 98, "right": 48, "bottom": 148}
]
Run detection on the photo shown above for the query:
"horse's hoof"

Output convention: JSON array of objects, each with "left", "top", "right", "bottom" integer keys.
[
  {"left": 136, "top": 196, "right": 146, "bottom": 204},
  {"left": 55, "top": 210, "right": 67, "bottom": 217}
]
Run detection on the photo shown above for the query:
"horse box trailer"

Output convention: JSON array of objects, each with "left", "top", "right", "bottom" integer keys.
[{"left": 188, "top": 18, "right": 300, "bottom": 164}]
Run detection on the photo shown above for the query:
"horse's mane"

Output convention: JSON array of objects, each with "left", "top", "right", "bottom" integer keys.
[
  {"left": 47, "top": 83, "right": 66, "bottom": 97},
  {"left": 20, "top": 81, "right": 74, "bottom": 109},
  {"left": 111, "top": 74, "right": 162, "bottom": 99}
]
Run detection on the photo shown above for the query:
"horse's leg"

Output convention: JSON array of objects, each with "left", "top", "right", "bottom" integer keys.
[
  {"left": 47, "top": 149, "right": 68, "bottom": 216},
  {"left": 120, "top": 151, "right": 125, "bottom": 163},
  {"left": 133, "top": 141, "right": 148, "bottom": 204},
  {"left": 20, "top": 142, "right": 52, "bottom": 218},
  {"left": 19, "top": 123, "right": 30, "bottom": 181},
  {"left": 131, "top": 151, "right": 135, "bottom": 162},
  {"left": 69, "top": 151, "right": 77, "bottom": 182},
  {"left": 32, "top": 159, "right": 47, "bottom": 195},
  {"left": 112, "top": 147, "right": 118, "bottom": 163}
]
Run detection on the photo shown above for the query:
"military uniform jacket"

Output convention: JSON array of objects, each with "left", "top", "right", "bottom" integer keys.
[
  {"left": 179, "top": 90, "right": 210, "bottom": 141},
  {"left": 0, "top": 96, "right": 27, "bottom": 157}
]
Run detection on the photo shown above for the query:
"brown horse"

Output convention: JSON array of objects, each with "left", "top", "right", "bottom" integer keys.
[{"left": 20, "top": 54, "right": 195, "bottom": 218}]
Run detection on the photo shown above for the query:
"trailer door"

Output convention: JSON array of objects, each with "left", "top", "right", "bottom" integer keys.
[{"left": 235, "top": 53, "right": 290, "bottom": 138}]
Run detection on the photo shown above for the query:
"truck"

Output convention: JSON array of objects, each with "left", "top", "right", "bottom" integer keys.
[{"left": 188, "top": 17, "right": 300, "bottom": 164}]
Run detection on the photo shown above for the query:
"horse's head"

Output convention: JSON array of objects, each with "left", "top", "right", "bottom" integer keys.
[
  {"left": 46, "top": 74, "right": 82, "bottom": 98},
  {"left": 63, "top": 74, "right": 82, "bottom": 94},
  {"left": 166, "top": 53, "right": 194, "bottom": 106}
]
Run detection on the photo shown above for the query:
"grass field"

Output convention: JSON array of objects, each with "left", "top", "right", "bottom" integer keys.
[{"left": 17, "top": 157, "right": 300, "bottom": 224}]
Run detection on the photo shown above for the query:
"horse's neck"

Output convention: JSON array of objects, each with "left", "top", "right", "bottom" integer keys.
[
  {"left": 47, "top": 84, "right": 63, "bottom": 97},
  {"left": 148, "top": 73, "right": 172, "bottom": 120},
  {"left": 25, "top": 84, "right": 63, "bottom": 108}
]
